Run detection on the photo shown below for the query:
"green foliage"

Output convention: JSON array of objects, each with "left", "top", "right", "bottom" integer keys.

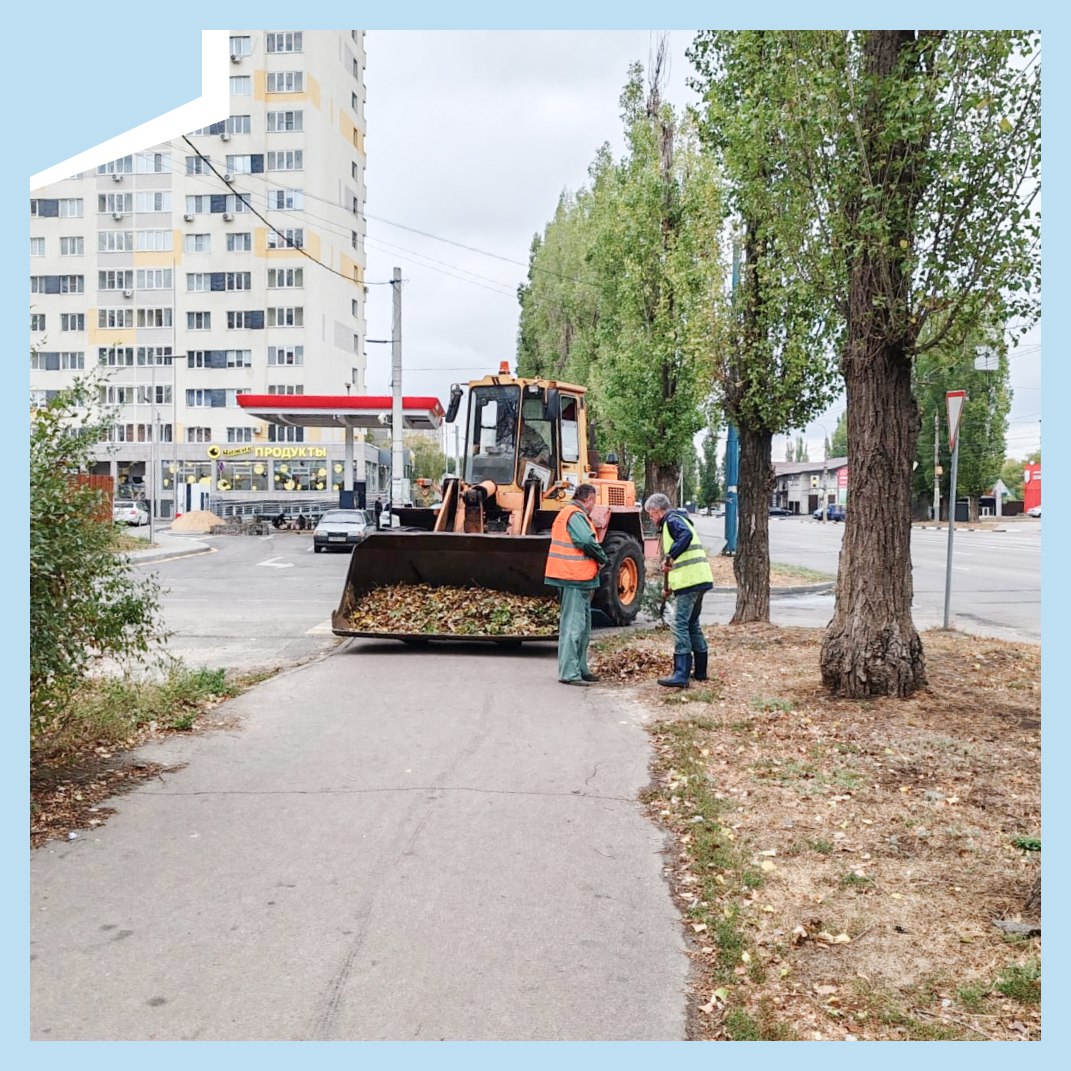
[
  {"left": 829, "top": 410, "right": 848, "bottom": 457},
  {"left": 999, "top": 458, "right": 1026, "bottom": 500},
  {"left": 30, "top": 379, "right": 167, "bottom": 735},
  {"left": 698, "top": 429, "right": 721, "bottom": 507},
  {"left": 1012, "top": 835, "right": 1041, "bottom": 852},
  {"left": 405, "top": 432, "right": 447, "bottom": 481},
  {"left": 517, "top": 50, "right": 726, "bottom": 493},
  {"left": 913, "top": 324, "right": 1011, "bottom": 504}
]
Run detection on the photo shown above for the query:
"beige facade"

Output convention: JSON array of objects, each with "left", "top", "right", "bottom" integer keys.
[{"left": 30, "top": 30, "right": 371, "bottom": 515}]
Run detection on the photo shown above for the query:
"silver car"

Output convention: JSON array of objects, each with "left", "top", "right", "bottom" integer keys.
[
  {"left": 313, "top": 509, "right": 372, "bottom": 552},
  {"left": 113, "top": 499, "right": 149, "bottom": 526}
]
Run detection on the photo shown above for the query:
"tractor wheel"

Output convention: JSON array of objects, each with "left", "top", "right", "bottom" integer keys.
[{"left": 593, "top": 532, "right": 645, "bottom": 626}]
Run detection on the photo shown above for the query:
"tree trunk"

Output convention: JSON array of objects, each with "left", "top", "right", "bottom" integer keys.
[
  {"left": 645, "top": 459, "right": 680, "bottom": 504},
  {"left": 820, "top": 339, "right": 926, "bottom": 696},
  {"left": 732, "top": 426, "right": 773, "bottom": 623}
]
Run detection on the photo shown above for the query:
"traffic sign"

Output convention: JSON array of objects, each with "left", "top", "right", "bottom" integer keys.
[{"left": 946, "top": 390, "right": 967, "bottom": 452}]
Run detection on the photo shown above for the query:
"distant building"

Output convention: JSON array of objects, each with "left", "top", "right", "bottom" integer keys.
[
  {"left": 772, "top": 457, "right": 849, "bottom": 515},
  {"left": 1023, "top": 462, "right": 1041, "bottom": 513},
  {"left": 30, "top": 30, "right": 374, "bottom": 516}
]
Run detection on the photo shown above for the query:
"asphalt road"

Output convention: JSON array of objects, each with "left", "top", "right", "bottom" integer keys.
[{"left": 690, "top": 513, "right": 1041, "bottom": 644}]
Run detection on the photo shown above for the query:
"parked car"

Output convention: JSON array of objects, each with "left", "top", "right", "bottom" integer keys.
[
  {"left": 812, "top": 504, "right": 846, "bottom": 521},
  {"left": 769, "top": 505, "right": 792, "bottom": 517},
  {"left": 1026, "top": 505, "right": 1041, "bottom": 518},
  {"left": 313, "top": 508, "right": 373, "bottom": 552},
  {"left": 113, "top": 499, "right": 149, "bottom": 526}
]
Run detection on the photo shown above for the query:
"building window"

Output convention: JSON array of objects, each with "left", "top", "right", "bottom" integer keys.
[
  {"left": 137, "top": 307, "right": 173, "bottom": 328},
  {"left": 135, "top": 151, "right": 169, "bottom": 173},
  {"left": 99, "top": 192, "right": 133, "bottom": 214},
  {"left": 62, "top": 351, "right": 86, "bottom": 369},
  {"left": 267, "top": 109, "right": 303, "bottom": 132},
  {"left": 268, "top": 188, "right": 303, "bottom": 210},
  {"left": 268, "top": 425, "right": 305, "bottom": 443},
  {"left": 226, "top": 426, "right": 254, "bottom": 443},
  {"left": 31, "top": 313, "right": 45, "bottom": 332},
  {"left": 186, "top": 195, "right": 212, "bottom": 214},
  {"left": 352, "top": 299, "right": 360, "bottom": 318},
  {"left": 267, "top": 150, "right": 303, "bottom": 171},
  {"left": 135, "top": 191, "right": 171, "bottom": 212},
  {"left": 267, "top": 71, "right": 304, "bottom": 93},
  {"left": 100, "top": 385, "right": 137, "bottom": 405},
  {"left": 230, "top": 75, "right": 251, "bottom": 95},
  {"left": 186, "top": 390, "right": 212, "bottom": 408},
  {"left": 226, "top": 194, "right": 252, "bottom": 214},
  {"left": 138, "top": 346, "right": 173, "bottom": 365},
  {"left": 136, "top": 230, "right": 172, "bottom": 252},
  {"left": 61, "top": 313, "right": 85, "bottom": 332},
  {"left": 136, "top": 269, "right": 173, "bottom": 290},
  {"left": 266, "top": 32, "right": 303, "bottom": 53},
  {"left": 186, "top": 350, "right": 210, "bottom": 368},
  {"left": 97, "top": 155, "right": 133, "bottom": 175},
  {"left": 267, "top": 267, "right": 303, "bottom": 288},
  {"left": 98, "top": 270, "right": 134, "bottom": 290},
  {"left": 186, "top": 155, "right": 211, "bottom": 176},
  {"left": 228, "top": 115, "right": 251, "bottom": 135},
  {"left": 268, "top": 345, "right": 303, "bottom": 366},
  {"left": 268, "top": 384, "right": 304, "bottom": 394},
  {"left": 227, "top": 311, "right": 258, "bottom": 329},
  {"left": 229, "top": 35, "right": 252, "bottom": 56},
  {"left": 30, "top": 237, "right": 45, "bottom": 256},
  {"left": 267, "top": 306, "right": 303, "bottom": 327},
  {"left": 227, "top": 233, "right": 252, "bottom": 252},
  {"left": 30, "top": 275, "right": 46, "bottom": 293},
  {"left": 226, "top": 389, "right": 250, "bottom": 407},
  {"left": 187, "top": 311, "right": 211, "bottom": 330},
  {"left": 186, "top": 273, "right": 210, "bottom": 292},
  {"left": 58, "top": 274, "right": 84, "bottom": 293},
  {"left": 267, "top": 228, "right": 303, "bottom": 249},
  {"left": 225, "top": 154, "right": 253, "bottom": 174},
  {"left": 185, "top": 234, "right": 211, "bottom": 254},
  {"left": 137, "top": 384, "right": 172, "bottom": 406},
  {"left": 98, "top": 230, "right": 134, "bottom": 253},
  {"left": 187, "top": 427, "right": 212, "bottom": 443},
  {"left": 98, "top": 308, "right": 134, "bottom": 329},
  {"left": 58, "top": 198, "right": 83, "bottom": 218},
  {"left": 226, "top": 349, "right": 252, "bottom": 368},
  {"left": 352, "top": 91, "right": 359, "bottom": 112},
  {"left": 59, "top": 236, "right": 84, "bottom": 256},
  {"left": 98, "top": 346, "right": 135, "bottom": 367}
]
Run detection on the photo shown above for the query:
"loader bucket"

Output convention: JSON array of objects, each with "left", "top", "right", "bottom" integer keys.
[{"left": 331, "top": 530, "right": 557, "bottom": 641}]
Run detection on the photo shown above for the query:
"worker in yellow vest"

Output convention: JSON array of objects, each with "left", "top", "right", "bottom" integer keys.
[
  {"left": 644, "top": 493, "right": 714, "bottom": 688},
  {"left": 544, "top": 483, "right": 609, "bottom": 686}
]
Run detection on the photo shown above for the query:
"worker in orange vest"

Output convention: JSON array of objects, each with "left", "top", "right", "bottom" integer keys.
[{"left": 544, "top": 484, "right": 609, "bottom": 686}]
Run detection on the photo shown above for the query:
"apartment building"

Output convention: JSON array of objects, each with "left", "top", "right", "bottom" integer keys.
[{"left": 29, "top": 30, "right": 376, "bottom": 516}]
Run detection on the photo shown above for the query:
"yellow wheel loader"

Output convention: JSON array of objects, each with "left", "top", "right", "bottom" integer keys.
[{"left": 331, "top": 364, "right": 648, "bottom": 642}]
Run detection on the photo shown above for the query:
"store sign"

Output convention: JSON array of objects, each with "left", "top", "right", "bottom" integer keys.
[{"left": 206, "top": 444, "right": 328, "bottom": 460}]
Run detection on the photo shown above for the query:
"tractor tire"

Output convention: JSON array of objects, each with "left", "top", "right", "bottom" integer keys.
[{"left": 593, "top": 531, "right": 645, "bottom": 626}]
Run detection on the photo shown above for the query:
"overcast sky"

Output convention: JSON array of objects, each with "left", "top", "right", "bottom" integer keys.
[{"left": 360, "top": 30, "right": 1041, "bottom": 462}]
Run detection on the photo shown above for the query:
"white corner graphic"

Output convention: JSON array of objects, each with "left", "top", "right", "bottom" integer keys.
[{"left": 30, "top": 30, "right": 229, "bottom": 192}]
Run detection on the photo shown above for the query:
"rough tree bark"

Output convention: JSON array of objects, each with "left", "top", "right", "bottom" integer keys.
[
  {"left": 645, "top": 459, "right": 681, "bottom": 503},
  {"left": 732, "top": 427, "right": 774, "bottom": 623},
  {"left": 820, "top": 31, "right": 928, "bottom": 697}
]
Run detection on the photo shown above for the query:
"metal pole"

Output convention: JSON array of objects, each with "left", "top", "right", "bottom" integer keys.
[
  {"left": 149, "top": 358, "right": 157, "bottom": 543},
  {"left": 932, "top": 410, "right": 940, "bottom": 523},
  {"left": 723, "top": 238, "right": 741, "bottom": 554},
  {"left": 943, "top": 436, "right": 960, "bottom": 629},
  {"left": 390, "top": 267, "right": 404, "bottom": 512}
]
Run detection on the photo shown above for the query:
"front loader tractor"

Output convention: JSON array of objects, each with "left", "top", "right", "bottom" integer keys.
[{"left": 331, "top": 363, "right": 647, "bottom": 640}]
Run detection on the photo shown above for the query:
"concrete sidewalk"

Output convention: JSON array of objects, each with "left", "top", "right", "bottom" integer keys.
[
  {"left": 125, "top": 524, "right": 212, "bottom": 566},
  {"left": 30, "top": 641, "right": 690, "bottom": 1041}
]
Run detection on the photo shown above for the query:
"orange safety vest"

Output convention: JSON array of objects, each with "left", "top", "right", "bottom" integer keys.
[{"left": 544, "top": 504, "right": 600, "bottom": 583}]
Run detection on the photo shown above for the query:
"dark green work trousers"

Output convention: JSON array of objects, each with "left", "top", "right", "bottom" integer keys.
[{"left": 557, "top": 586, "right": 594, "bottom": 683}]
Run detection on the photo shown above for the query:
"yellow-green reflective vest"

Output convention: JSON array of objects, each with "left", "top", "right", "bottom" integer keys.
[{"left": 662, "top": 512, "right": 714, "bottom": 592}]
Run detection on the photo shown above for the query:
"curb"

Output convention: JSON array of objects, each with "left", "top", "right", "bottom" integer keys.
[
  {"left": 127, "top": 541, "right": 212, "bottom": 565},
  {"left": 709, "top": 581, "right": 835, "bottom": 596}
]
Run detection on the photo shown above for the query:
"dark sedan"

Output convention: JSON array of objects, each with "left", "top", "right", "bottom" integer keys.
[{"left": 312, "top": 509, "right": 373, "bottom": 552}]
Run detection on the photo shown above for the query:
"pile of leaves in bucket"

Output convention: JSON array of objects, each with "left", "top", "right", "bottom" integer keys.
[{"left": 348, "top": 583, "right": 559, "bottom": 636}]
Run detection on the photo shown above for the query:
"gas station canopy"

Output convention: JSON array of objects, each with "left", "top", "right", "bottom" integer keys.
[{"left": 237, "top": 394, "right": 445, "bottom": 430}]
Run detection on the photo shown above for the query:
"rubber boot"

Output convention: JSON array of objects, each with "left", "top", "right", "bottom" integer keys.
[
  {"left": 693, "top": 650, "right": 709, "bottom": 682},
  {"left": 658, "top": 653, "right": 692, "bottom": 688}
]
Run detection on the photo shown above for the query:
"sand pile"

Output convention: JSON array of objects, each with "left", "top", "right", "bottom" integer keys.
[{"left": 170, "top": 509, "right": 224, "bottom": 533}]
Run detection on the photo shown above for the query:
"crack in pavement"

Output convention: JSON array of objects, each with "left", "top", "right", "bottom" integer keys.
[{"left": 138, "top": 784, "right": 639, "bottom": 804}]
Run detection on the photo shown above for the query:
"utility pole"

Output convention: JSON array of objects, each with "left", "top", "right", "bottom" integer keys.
[
  {"left": 943, "top": 390, "right": 967, "bottom": 629},
  {"left": 390, "top": 267, "right": 404, "bottom": 511},
  {"left": 932, "top": 410, "right": 941, "bottom": 522}
]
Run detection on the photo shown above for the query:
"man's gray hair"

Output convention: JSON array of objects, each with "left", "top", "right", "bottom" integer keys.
[{"left": 644, "top": 492, "right": 672, "bottom": 512}]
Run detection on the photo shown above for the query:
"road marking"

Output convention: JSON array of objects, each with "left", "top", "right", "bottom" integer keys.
[
  {"left": 258, "top": 556, "right": 295, "bottom": 569},
  {"left": 307, "top": 618, "right": 336, "bottom": 635}
]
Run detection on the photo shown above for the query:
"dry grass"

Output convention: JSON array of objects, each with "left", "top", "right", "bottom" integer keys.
[{"left": 593, "top": 624, "right": 1041, "bottom": 1041}]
